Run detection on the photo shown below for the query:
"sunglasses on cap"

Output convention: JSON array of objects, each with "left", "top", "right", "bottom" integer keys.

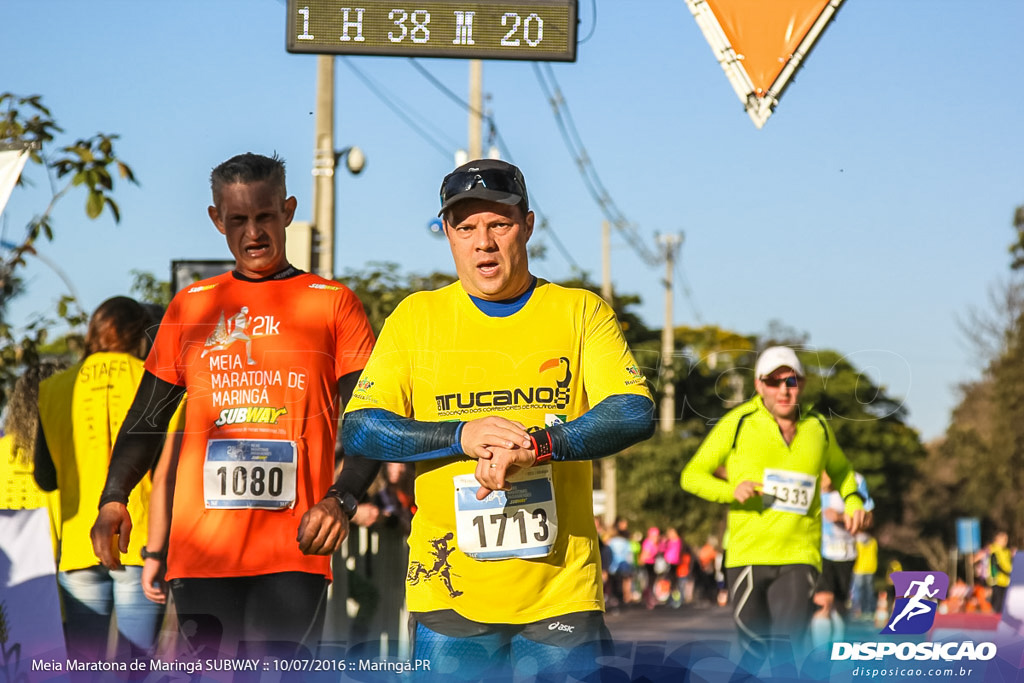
[
  {"left": 760, "top": 375, "right": 800, "bottom": 388},
  {"left": 439, "top": 166, "right": 528, "bottom": 210}
]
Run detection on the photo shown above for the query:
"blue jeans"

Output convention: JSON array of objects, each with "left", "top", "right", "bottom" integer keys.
[
  {"left": 58, "top": 565, "right": 162, "bottom": 660},
  {"left": 850, "top": 572, "right": 875, "bottom": 617}
]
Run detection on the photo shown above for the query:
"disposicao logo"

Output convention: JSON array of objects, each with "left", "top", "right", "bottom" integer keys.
[
  {"left": 883, "top": 571, "right": 948, "bottom": 635},
  {"left": 831, "top": 569, "right": 997, "bottom": 663}
]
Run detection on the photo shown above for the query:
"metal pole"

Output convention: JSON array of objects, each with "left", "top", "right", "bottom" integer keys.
[
  {"left": 600, "top": 219, "right": 617, "bottom": 525},
  {"left": 313, "top": 55, "right": 335, "bottom": 279},
  {"left": 601, "top": 220, "right": 612, "bottom": 302},
  {"left": 468, "top": 60, "right": 483, "bottom": 160},
  {"left": 659, "top": 234, "right": 682, "bottom": 433}
]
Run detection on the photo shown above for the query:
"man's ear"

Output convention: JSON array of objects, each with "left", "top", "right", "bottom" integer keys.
[
  {"left": 524, "top": 210, "right": 536, "bottom": 240},
  {"left": 284, "top": 196, "right": 298, "bottom": 225},
  {"left": 208, "top": 205, "right": 226, "bottom": 235}
]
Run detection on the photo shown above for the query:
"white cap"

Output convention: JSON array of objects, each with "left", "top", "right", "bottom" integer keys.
[{"left": 755, "top": 346, "right": 804, "bottom": 379}]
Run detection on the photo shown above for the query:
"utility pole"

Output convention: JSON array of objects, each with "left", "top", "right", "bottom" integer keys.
[
  {"left": 468, "top": 60, "right": 483, "bottom": 160},
  {"left": 599, "top": 219, "right": 616, "bottom": 526},
  {"left": 312, "top": 55, "right": 335, "bottom": 280},
  {"left": 601, "top": 220, "right": 612, "bottom": 302},
  {"left": 658, "top": 233, "right": 683, "bottom": 433}
]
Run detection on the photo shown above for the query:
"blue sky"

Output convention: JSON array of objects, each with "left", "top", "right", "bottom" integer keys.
[{"left": 2, "top": 0, "right": 1022, "bottom": 441}]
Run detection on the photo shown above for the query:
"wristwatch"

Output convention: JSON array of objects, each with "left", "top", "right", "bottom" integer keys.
[
  {"left": 530, "top": 430, "right": 554, "bottom": 466},
  {"left": 326, "top": 488, "right": 359, "bottom": 520},
  {"left": 140, "top": 547, "right": 165, "bottom": 561}
]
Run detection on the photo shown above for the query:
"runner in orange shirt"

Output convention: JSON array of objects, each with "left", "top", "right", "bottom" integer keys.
[{"left": 90, "top": 153, "right": 378, "bottom": 657}]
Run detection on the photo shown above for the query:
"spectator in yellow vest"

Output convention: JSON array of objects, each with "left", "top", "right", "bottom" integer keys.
[
  {"left": 34, "top": 297, "right": 163, "bottom": 661},
  {"left": 988, "top": 531, "right": 1013, "bottom": 614},
  {"left": 850, "top": 531, "right": 878, "bottom": 620}
]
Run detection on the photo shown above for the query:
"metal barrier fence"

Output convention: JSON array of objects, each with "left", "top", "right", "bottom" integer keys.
[{"left": 324, "top": 523, "right": 410, "bottom": 658}]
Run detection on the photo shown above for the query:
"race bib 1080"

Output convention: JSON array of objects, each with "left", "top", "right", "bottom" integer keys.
[
  {"left": 453, "top": 465, "right": 558, "bottom": 560},
  {"left": 203, "top": 439, "right": 297, "bottom": 510}
]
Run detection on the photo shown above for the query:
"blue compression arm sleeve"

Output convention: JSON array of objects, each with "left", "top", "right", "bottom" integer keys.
[
  {"left": 545, "top": 394, "right": 655, "bottom": 461},
  {"left": 342, "top": 394, "right": 653, "bottom": 463},
  {"left": 342, "top": 409, "right": 465, "bottom": 462}
]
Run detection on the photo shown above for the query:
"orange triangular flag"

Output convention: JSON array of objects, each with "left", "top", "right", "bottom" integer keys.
[{"left": 686, "top": 0, "right": 846, "bottom": 128}]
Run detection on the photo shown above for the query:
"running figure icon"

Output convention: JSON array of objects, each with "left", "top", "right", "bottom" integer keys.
[
  {"left": 201, "top": 306, "right": 257, "bottom": 365},
  {"left": 886, "top": 574, "right": 939, "bottom": 631},
  {"left": 407, "top": 532, "right": 463, "bottom": 598}
]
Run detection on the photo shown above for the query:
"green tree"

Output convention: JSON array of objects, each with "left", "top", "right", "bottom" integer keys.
[
  {"left": 0, "top": 93, "right": 136, "bottom": 406},
  {"left": 797, "top": 348, "right": 927, "bottom": 531},
  {"left": 983, "top": 315, "right": 1024, "bottom": 538},
  {"left": 671, "top": 326, "right": 758, "bottom": 428},
  {"left": 895, "top": 380, "right": 994, "bottom": 569},
  {"left": 340, "top": 261, "right": 456, "bottom": 336},
  {"left": 1009, "top": 204, "right": 1024, "bottom": 271},
  {"left": 898, "top": 205, "right": 1024, "bottom": 571},
  {"left": 129, "top": 269, "right": 172, "bottom": 307},
  {"left": 616, "top": 433, "right": 725, "bottom": 546}
]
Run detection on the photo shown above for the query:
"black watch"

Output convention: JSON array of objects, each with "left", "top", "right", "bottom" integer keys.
[
  {"left": 326, "top": 488, "right": 359, "bottom": 520},
  {"left": 140, "top": 547, "right": 165, "bottom": 561}
]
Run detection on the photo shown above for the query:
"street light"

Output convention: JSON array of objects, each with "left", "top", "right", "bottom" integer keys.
[
  {"left": 335, "top": 146, "right": 365, "bottom": 175},
  {"left": 312, "top": 144, "right": 365, "bottom": 280}
]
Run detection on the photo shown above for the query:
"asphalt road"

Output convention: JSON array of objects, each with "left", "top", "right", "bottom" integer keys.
[
  {"left": 605, "top": 600, "right": 737, "bottom": 644},
  {"left": 600, "top": 601, "right": 895, "bottom": 682},
  {"left": 605, "top": 600, "right": 884, "bottom": 645}
]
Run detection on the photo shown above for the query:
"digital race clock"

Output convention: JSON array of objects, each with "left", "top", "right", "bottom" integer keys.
[{"left": 286, "top": 0, "right": 578, "bottom": 61}]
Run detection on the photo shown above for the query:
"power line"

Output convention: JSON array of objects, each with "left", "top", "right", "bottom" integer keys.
[
  {"left": 577, "top": 0, "right": 599, "bottom": 44},
  {"left": 533, "top": 63, "right": 707, "bottom": 323},
  {"left": 404, "top": 59, "right": 512, "bottom": 166},
  {"left": 533, "top": 63, "right": 661, "bottom": 266},
  {"left": 407, "top": 59, "right": 476, "bottom": 113},
  {"left": 341, "top": 58, "right": 458, "bottom": 159},
  {"left": 674, "top": 249, "right": 705, "bottom": 325},
  {"left": 529, "top": 211, "right": 580, "bottom": 272}
]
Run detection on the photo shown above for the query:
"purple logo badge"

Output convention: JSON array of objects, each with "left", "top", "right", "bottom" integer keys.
[{"left": 882, "top": 571, "right": 949, "bottom": 634}]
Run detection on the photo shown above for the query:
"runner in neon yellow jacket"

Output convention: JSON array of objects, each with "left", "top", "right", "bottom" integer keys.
[{"left": 681, "top": 346, "right": 865, "bottom": 657}]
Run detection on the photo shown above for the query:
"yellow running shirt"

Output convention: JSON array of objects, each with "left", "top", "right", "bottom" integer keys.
[{"left": 346, "top": 280, "right": 651, "bottom": 624}]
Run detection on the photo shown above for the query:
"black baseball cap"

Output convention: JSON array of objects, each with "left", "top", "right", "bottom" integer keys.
[{"left": 438, "top": 159, "right": 529, "bottom": 217}]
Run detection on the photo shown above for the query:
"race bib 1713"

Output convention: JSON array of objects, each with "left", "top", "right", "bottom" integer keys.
[{"left": 453, "top": 465, "right": 558, "bottom": 560}]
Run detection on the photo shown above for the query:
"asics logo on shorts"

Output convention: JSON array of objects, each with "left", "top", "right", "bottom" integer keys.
[{"left": 547, "top": 621, "right": 575, "bottom": 633}]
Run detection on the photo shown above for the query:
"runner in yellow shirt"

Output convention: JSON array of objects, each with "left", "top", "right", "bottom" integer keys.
[{"left": 343, "top": 159, "right": 655, "bottom": 679}]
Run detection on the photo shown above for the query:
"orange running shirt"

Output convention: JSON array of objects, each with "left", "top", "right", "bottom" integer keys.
[{"left": 146, "top": 270, "right": 374, "bottom": 580}]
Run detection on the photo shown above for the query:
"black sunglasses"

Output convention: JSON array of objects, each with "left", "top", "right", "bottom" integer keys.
[
  {"left": 439, "top": 167, "right": 528, "bottom": 207},
  {"left": 761, "top": 376, "right": 800, "bottom": 388}
]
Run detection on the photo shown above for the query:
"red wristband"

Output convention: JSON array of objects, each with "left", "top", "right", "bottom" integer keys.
[{"left": 530, "top": 431, "right": 554, "bottom": 465}]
